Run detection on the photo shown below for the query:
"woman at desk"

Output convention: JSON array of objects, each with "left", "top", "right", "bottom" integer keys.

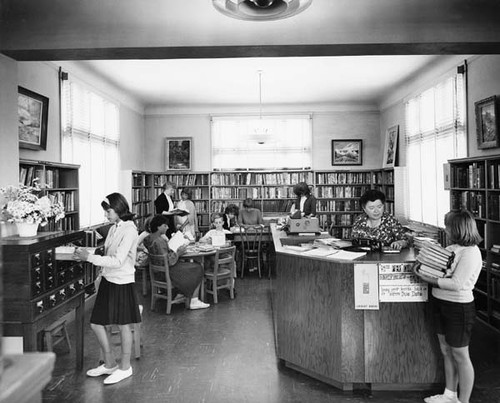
[
  {"left": 237, "top": 198, "right": 263, "bottom": 226},
  {"left": 351, "top": 189, "right": 408, "bottom": 250},
  {"left": 154, "top": 181, "right": 177, "bottom": 238},
  {"left": 290, "top": 182, "right": 317, "bottom": 217}
]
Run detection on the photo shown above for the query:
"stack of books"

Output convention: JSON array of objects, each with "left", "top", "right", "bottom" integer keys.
[{"left": 416, "top": 242, "right": 455, "bottom": 278}]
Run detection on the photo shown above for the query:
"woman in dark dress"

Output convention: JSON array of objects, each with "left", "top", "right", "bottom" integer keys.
[
  {"left": 154, "top": 181, "right": 177, "bottom": 238},
  {"left": 143, "top": 215, "right": 209, "bottom": 310}
]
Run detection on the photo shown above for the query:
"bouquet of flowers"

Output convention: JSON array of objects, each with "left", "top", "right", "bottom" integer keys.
[{"left": 0, "top": 180, "right": 65, "bottom": 226}]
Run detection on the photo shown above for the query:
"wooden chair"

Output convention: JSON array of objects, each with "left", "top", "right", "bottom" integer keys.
[
  {"left": 240, "top": 225, "right": 264, "bottom": 278},
  {"left": 203, "top": 246, "right": 236, "bottom": 304},
  {"left": 149, "top": 253, "right": 174, "bottom": 314}
]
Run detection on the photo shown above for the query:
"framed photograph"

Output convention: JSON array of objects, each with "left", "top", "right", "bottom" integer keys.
[
  {"left": 331, "top": 139, "right": 363, "bottom": 166},
  {"left": 18, "top": 86, "right": 49, "bottom": 150},
  {"left": 165, "top": 137, "right": 192, "bottom": 171},
  {"left": 383, "top": 125, "right": 399, "bottom": 168},
  {"left": 475, "top": 96, "right": 499, "bottom": 149}
]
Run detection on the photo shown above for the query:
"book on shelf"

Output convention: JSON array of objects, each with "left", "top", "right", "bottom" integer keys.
[{"left": 491, "top": 245, "right": 500, "bottom": 254}]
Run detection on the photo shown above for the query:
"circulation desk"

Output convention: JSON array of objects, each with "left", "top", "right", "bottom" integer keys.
[{"left": 270, "top": 224, "right": 442, "bottom": 391}]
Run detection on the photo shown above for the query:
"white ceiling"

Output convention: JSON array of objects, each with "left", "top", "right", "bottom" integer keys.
[{"left": 75, "top": 55, "right": 439, "bottom": 108}]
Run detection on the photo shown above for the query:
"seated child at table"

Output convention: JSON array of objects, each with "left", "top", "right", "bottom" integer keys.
[{"left": 200, "top": 213, "right": 232, "bottom": 246}]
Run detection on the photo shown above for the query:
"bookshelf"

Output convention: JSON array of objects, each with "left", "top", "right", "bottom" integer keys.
[
  {"left": 314, "top": 169, "right": 394, "bottom": 238},
  {"left": 210, "top": 170, "right": 314, "bottom": 218},
  {"left": 153, "top": 172, "right": 211, "bottom": 230},
  {"left": 19, "top": 159, "right": 80, "bottom": 231},
  {"left": 448, "top": 155, "right": 500, "bottom": 332},
  {"left": 123, "top": 168, "right": 396, "bottom": 237}
]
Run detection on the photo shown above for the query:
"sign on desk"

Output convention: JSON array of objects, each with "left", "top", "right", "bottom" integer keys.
[
  {"left": 378, "top": 263, "right": 428, "bottom": 302},
  {"left": 354, "top": 263, "right": 428, "bottom": 309}
]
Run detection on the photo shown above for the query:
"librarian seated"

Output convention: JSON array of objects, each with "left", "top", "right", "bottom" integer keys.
[{"left": 351, "top": 189, "right": 408, "bottom": 250}]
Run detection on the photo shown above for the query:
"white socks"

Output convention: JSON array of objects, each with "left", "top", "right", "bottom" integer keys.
[{"left": 443, "top": 388, "right": 457, "bottom": 400}]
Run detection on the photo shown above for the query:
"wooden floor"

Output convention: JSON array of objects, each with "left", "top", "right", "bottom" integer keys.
[{"left": 43, "top": 275, "right": 500, "bottom": 403}]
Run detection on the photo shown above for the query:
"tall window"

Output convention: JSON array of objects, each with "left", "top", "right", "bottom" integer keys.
[
  {"left": 405, "top": 69, "right": 466, "bottom": 227},
  {"left": 211, "top": 115, "right": 312, "bottom": 170},
  {"left": 61, "top": 78, "right": 120, "bottom": 228}
]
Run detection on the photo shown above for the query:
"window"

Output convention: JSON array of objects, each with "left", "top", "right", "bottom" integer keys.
[
  {"left": 405, "top": 70, "right": 466, "bottom": 227},
  {"left": 61, "top": 78, "right": 120, "bottom": 228},
  {"left": 211, "top": 115, "right": 312, "bottom": 170}
]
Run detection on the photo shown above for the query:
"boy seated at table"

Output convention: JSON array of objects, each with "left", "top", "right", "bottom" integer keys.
[
  {"left": 200, "top": 213, "right": 234, "bottom": 271},
  {"left": 200, "top": 213, "right": 232, "bottom": 246}
]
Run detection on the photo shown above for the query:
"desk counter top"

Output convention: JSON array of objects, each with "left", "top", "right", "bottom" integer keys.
[{"left": 269, "top": 223, "right": 416, "bottom": 264}]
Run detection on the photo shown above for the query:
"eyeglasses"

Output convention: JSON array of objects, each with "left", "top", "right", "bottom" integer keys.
[{"left": 365, "top": 204, "right": 384, "bottom": 212}]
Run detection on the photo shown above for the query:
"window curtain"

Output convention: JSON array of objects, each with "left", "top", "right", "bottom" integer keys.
[
  {"left": 405, "top": 69, "right": 466, "bottom": 227},
  {"left": 61, "top": 77, "right": 120, "bottom": 228},
  {"left": 211, "top": 115, "right": 312, "bottom": 170}
]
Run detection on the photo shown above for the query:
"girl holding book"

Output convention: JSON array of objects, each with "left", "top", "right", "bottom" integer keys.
[
  {"left": 143, "top": 214, "right": 209, "bottom": 310},
  {"left": 414, "top": 209, "right": 482, "bottom": 403},
  {"left": 73, "top": 192, "right": 141, "bottom": 385}
]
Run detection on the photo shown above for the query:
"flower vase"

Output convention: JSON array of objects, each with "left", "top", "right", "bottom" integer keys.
[{"left": 16, "top": 222, "right": 39, "bottom": 237}]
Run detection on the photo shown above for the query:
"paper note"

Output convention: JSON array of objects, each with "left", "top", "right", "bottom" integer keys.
[{"left": 326, "top": 250, "right": 366, "bottom": 260}]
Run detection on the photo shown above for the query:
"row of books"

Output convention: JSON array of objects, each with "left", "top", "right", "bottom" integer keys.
[
  {"left": 489, "top": 163, "right": 500, "bottom": 189},
  {"left": 134, "top": 203, "right": 152, "bottom": 218},
  {"left": 47, "top": 191, "right": 76, "bottom": 212},
  {"left": 19, "top": 166, "right": 62, "bottom": 188},
  {"left": 488, "top": 194, "right": 500, "bottom": 221},
  {"left": 174, "top": 188, "right": 210, "bottom": 200},
  {"left": 371, "top": 171, "right": 393, "bottom": 185},
  {"left": 132, "top": 173, "right": 152, "bottom": 187},
  {"left": 315, "top": 172, "right": 372, "bottom": 185},
  {"left": 315, "top": 185, "right": 370, "bottom": 198},
  {"left": 317, "top": 212, "right": 356, "bottom": 226},
  {"left": 329, "top": 226, "right": 352, "bottom": 239},
  {"left": 211, "top": 187, "right": 261, "bottom": 199},
  {"left": 132, "top": 188, "right": 151, "bottom": 202},
  {"left": 317, "top": 199, "right": 360, "bottom": 212},
  {"left": 450, "top": 191, "right": 485, "bottom": 218},
  {"left": 451, "top": 163, "right": 486, "bottom": 189},
  {"left": 154, "top": 174, "right": 210, "bottom": 187},
  {"left": 192, "top": 201, "right": 209, "bottom": 213},
  {"left": 210, "top": 171, "right": 314, "bottom": 186},
  {"left": 43, "top": 216, "right": 76, "bottom": 231}
]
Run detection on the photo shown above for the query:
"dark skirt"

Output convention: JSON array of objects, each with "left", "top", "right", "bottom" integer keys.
[
  {"left": 170, "top": 261, "right": 204, "bottom": 297},
  {"left": 90, "top": 277, "right": 142, "bottom": 326}
]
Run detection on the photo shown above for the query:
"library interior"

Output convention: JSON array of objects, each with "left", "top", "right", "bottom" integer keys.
[{"left": 1, "top": 1, "right": 500, "bottom": 403}]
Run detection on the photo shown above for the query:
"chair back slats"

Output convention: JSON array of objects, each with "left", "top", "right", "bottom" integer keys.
[
  {"left": 213, "top": 246, "right": 236, "bottom": 276},
  {"left": 148, "top": 253, "right": 173, "bottom": 314},
  {"left": 241, "top": 225, "right": 264, "bottom": 255}
]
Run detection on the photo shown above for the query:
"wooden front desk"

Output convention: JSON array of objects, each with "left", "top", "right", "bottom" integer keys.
[{"left": 271, "top": 224, "right": 443, "bottom": 391}]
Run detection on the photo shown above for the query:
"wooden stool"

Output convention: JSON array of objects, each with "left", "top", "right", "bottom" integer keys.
[{"left": 44, "top": 320, "right": 72, "bottom": 353}]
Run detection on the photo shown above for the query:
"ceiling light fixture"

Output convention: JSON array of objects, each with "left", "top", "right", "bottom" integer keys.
[
  {"left": 253, "top": 70, "right": 271, "bottom": 145},
  {"left": 212, "top": 0, "right": 312, "bottom": 21}
]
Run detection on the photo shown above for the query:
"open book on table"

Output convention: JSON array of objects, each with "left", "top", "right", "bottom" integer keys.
[{"left": 168, "top": 231, "right": 190, "bottom": 253}]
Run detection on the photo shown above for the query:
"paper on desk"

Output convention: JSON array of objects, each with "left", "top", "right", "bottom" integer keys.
[
  {"left": 326, "top": 250, "right": 366, "bottom": 260},
  {"left": 301, "top": 248, "right": 336, "bottom": 257},
  {"left": 284, "top": 245, "right": 314, "bottom": 252}
]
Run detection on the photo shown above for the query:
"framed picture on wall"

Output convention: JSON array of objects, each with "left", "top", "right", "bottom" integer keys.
[
  {"left": 383, "top": 125, "right": 399, "bottom": 168},
  {"left": 165, "top": 137, "right": 192, "bottom": 170},
  {"left": 18, "top": 86, "right": 49, "bottom": 150},
  {"left": 331, "top": 139, "right": 363, "bottom": 165},
  {"left": 475, "top": 96, "right": 499, "bottom": 149}
]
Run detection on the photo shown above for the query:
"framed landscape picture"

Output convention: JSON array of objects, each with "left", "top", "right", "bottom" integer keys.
[
  {"left": 165, "top": 137, "right": 192, "bottom": 171},
  {"left": 331, "top": 139, "right": 362, "bottom": 165},
  {"left": 18, "top": 86, "right": 49, "bottom": 150},
  {"left": 475, "top": 96, "right": 499, "bottom": 149},
  {"left": 383, "top": 125, "right": 399, "bottom": 168}
]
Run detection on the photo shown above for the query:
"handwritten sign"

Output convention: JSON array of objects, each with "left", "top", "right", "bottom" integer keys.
[{"left": 378, "top": 263, "right": 428, "bottom": 302}]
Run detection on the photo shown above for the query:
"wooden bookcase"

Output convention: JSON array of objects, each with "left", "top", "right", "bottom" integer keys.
[
  {"left": 153, "top": 172, "right": 211, "bottom": 230},
  {"left": 123, "top": 168, "right": 395, "bottom": 237},
  {"left": 19, "top": 159, "right": 80, "bottom": 231},
  {"left": 314, "top": 169, "right": 394, "bottom": 238},
  {"left": 448, "top": 155, "right": 500, "bottom": 333},
  {"left": 210, "top": 170, "right": 314, "bottom": 218}
]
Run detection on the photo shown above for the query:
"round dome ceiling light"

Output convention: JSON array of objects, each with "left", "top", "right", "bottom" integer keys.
[{"left": 212, "top": 0, "right": 313, "bottom": 21}]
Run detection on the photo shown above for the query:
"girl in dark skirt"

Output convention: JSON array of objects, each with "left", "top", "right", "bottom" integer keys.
[
  {"left": 74, "top": 192, "right": 140, "bottom": 385},
  {"left": 143, "top": 215, "right": 209, "bottom": 310}
]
